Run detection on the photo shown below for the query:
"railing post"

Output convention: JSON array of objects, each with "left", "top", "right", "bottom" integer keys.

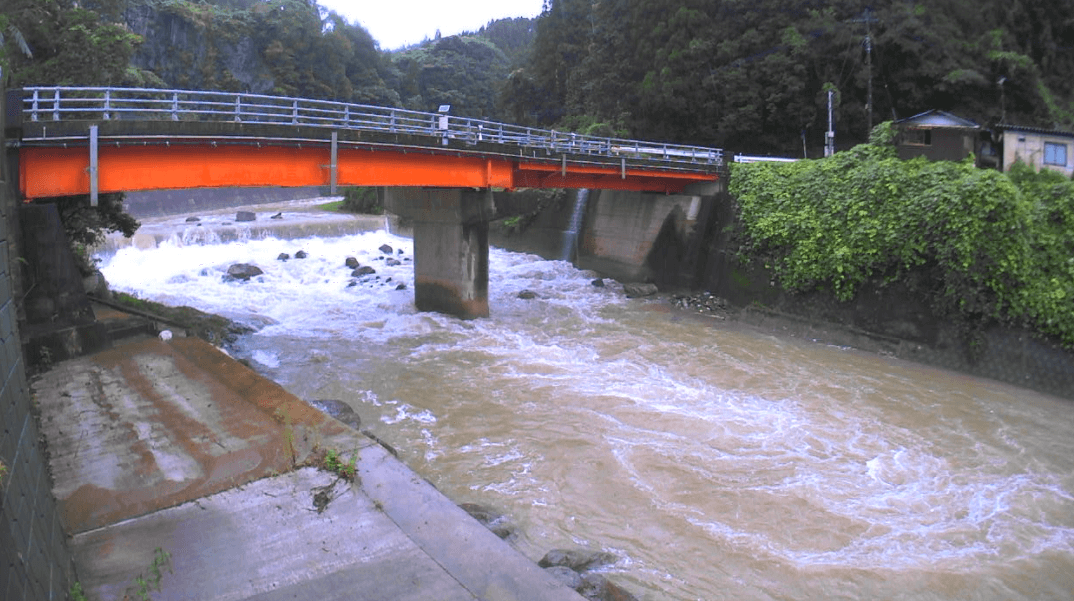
[
  {"left": 171, "top": 92, "right": 179, "bottom": 121},
  {"left": 344, "top": 105, "right": 350, "bottom": 127},
  {"left": 89, "top": 125, "right": 99, "bottom": 207},
  {"left": 330, "top": 131, "right": 338, "bottom": 195},
  {"left": 103, "top": 90, "right": 111, "bottom": 120},
  {"left": 31, "top": 89, "right": 39, "bottom": 122},
  {"left": 292, "top": 100, "right": 298, "bottom": 125},
  {"left": 235, "top": 96, "right": 242, "bottom": 123},
  {"left": 53, "top": 89, "right": 60, "bottom": 121},
  {"left": 389, "top": 110, "right": 396, "bottom": 132}
]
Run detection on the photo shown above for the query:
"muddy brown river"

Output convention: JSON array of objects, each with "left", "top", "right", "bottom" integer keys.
[{"left": 101, "top": 227, "right": 1074, "bottom": 600}]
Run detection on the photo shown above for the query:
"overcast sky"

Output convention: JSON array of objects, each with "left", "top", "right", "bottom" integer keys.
[{"left": 317, "top": 0, "right": 546, "bottom": 50}]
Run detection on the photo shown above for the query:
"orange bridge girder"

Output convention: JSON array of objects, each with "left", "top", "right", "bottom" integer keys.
[{"left": 18, "top": 139, "right": 718, "bottom": 199}]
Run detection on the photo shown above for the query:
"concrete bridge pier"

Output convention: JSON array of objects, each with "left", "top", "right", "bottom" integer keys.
[{"left": 382, "top": 187, "right": 495, "bottom": 319}]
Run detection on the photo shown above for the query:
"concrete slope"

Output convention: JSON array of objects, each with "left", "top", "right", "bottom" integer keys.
[{"left": 31, "top": 337, "right": 585, "bottom": 600}]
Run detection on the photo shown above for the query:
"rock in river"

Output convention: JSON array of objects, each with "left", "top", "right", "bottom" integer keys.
[
  {"left": 235, "top": 211, "right": 256, "bottom": 222},
  {"left": 623, "top": 282, "right": 658, "bottom": 298},
  {"left": 307, "top": 399, "right": 361, "bottom": 430},
  {"left": 226, "top": 263, "right": 263, "bottom": 281},
  {"left": 538, "top": 549, "right": 619, "bottom": 572},
  {"left": 352, "top": 266, "right": 376, "bottom": 277},
  {"left": 458, "top": 503, "right": 515, "bottom": 540}
]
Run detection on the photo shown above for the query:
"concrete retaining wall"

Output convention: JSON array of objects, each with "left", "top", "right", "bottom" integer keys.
[
  {"left": 577, "top": 189, "right": 707, "bottom": 285},
  {"left": 489, "top": 187, "right": 1074, "bottom": 401},
  {"left": 124, "top": 186, "right": 326, "bottom": 218},
  {"left": 1, "top": 180, "right": 77, "bottom": 600}
]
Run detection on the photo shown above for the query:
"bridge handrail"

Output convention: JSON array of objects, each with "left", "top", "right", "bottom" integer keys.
[{"left": 17, "top": 86, "right": 724, "bottom": 170}]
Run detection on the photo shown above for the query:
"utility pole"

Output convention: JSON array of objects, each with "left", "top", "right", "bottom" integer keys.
[
  {"left": 825, "top": 89, "right": 835, "bottom": 157},
  {"left": 850, "top": 9, "right": 880, "bottom": 135}
]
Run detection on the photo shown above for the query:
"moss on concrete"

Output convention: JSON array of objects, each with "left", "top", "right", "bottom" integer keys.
[{"left": 110, "top": 292, "right": 252, "bottom": 345}]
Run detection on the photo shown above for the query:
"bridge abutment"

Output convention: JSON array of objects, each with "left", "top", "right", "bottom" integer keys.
[{"left": 383, "top": 188, "right": 495, "bottom": 320}]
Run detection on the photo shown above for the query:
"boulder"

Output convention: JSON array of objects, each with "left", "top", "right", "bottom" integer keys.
[
  {"left": 345, "top": 257, "right": 360, "bottom": 269},
  {"left": 307, "top": 399, "right": 361, "bottom": 430},
  {"left": 544, "top": 566, "right": 583, "bottom": 591},
  {"left": 270, "top": 212, "right": 283, "bottom": 220},
  {"left": 235, "top": 211, "right": 256, "bottom": 222},
  {"left": 538, "top": 549, "right": 619, "bottom": 572},
  {"left": 295, "top": 250, "right": 308, "bottom": 259},
  {"left": 226, "top": 263, "right": 263, "bottom": 281},
  {"left": 185, "top": 216, "right": 201, "bottom": 222},
  {"left": 395, "top": 283, "right": 407, "bottom": 290},
  {"left": 378, "top": 244, "right": 394, "bottom": 254},
  {"left": 352, "top": 266, "right": 376, "bottom": 277},
  {"left": 277, "top": 253, "right": 290, "bottom": 261},
  {"left": 591, "top": 278, "right": 605, "bottom": 288},
  {"left": 386, "top": 258, "right": 401, "bottom": 266},
  {"left": 623, "top": 283, "right": 658, "bottom": 298},
  {"left": 517, "top": 290, "right": 537, "bottom": 300},
  {"left": 458, "top": 503, "right": 516, "bottom": 539},
  {"left": 579, "top": 573, "right": 640, "bottom": 601}
]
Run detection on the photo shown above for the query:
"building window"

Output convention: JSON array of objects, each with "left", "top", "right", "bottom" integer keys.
[
  {"left": 1044, "top": 142, "right": 1068, "bottom": 166},
  {"left": 903, "top": 128, "right": 932, "bottom": 146}
]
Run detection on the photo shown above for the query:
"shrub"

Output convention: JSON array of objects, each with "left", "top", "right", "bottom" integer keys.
[{"left": 729, "top": 124, "right": 1074, "bottom": 346}]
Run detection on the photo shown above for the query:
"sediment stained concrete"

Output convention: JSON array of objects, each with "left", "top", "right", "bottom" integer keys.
[{"left": 31, "top": 336, "right": 584, "bottom": 600}]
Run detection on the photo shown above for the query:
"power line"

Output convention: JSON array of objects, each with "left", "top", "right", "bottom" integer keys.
[{"left": 848, "top": 8, "right": 880, "bottom": 134}]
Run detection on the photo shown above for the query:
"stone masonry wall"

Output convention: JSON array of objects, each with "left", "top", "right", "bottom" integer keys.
[{"left": 1, "top": 93, "right": 78, "bottom": 601}]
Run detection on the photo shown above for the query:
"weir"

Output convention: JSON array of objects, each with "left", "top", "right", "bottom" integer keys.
[{"left": 6, "top": 85, "right": 725, "bottom": 321}]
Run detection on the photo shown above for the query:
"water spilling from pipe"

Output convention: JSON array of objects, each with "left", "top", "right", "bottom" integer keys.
[{"left": 561, "top": 189, "right": 590, "bottom": 261}]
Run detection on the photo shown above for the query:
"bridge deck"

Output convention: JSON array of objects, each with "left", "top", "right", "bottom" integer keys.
[{"left": 9, "top": 87, "right": 723, "bottom": 199}]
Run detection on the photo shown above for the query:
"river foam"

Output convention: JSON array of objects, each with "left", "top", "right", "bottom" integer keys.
[{"left": 99, "top": 230, "right": 1074, "bottom": 601}]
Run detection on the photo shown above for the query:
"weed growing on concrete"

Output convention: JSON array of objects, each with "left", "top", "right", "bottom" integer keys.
[
  {"left": 129, "top": 547, "right": 172, "bottom": 600},
  {"left": 322, "top": 448, "right": 358, "bottom": 482},
  {"left": 69, "top": 582, "right": 87, "bottom": 601},
  {"left": 273, "top": 407, "right": 297, "bottom": 467},
  {"left": 0, "top": 459, "right": 8, "bottom": 489}
]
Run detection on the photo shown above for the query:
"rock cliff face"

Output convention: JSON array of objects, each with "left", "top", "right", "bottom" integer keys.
[{"left": 124, "top": 1, "right": 275, "bottom": 93}]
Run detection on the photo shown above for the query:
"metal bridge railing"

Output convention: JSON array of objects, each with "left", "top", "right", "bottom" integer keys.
[{"left": 18, "top": 87, "right": 724, "bottom": 170}]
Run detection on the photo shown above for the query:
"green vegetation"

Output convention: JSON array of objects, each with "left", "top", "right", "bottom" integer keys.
[
  {"left": 339, "top": 187, "right": 383, "bottom": 215},
  {"left": 391, "top": 35, "right": 510, "bottom": 116},
  {"left": 4, "top": 1, "right": 1071, "bottom": 156},
  {"left": 53, "top": 193, "right": 140, "bottom": 275},
  {"left": 322, "top": 448, "right": 358, "bottom": 481},
  {"left": 110, "top": 292, "right": 252, "bottom": 345},
  {"left": 315, "top": 200, "right": 345, "bottom": 213},
  {"left": 69, "top": 582, "right": 87, "bottom": 601},
  {"left": 130, "top": 547, "right": 172, "bottom": 601},
  {"left": 0, "top": 459, "right": 8, "bottom": 488},
  {"left": 512, "top": 0, "right": 1074, "bottom": 154},
  {"left": 730, "top": 124, "right": 1074, "bottom": 347}
]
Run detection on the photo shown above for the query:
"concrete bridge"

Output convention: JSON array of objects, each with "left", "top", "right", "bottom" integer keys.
[{"left": 6, "top": 86, "right": 724, "bottom": 318}]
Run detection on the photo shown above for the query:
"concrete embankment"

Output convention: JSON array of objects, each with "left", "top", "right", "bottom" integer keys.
[{"left": 31, "top": 335, "right": 584, "bottom": 600}]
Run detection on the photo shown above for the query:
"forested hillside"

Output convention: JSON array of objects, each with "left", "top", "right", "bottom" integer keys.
[
  {"left": 0, "top": 0, "right": 527, "bottom": 117},
  {"left": 508, "top": 0, "right": 1074, "bottom": 155},
  {"left": 2, "top": 0, "right": 1071, "bottom": 155}
]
